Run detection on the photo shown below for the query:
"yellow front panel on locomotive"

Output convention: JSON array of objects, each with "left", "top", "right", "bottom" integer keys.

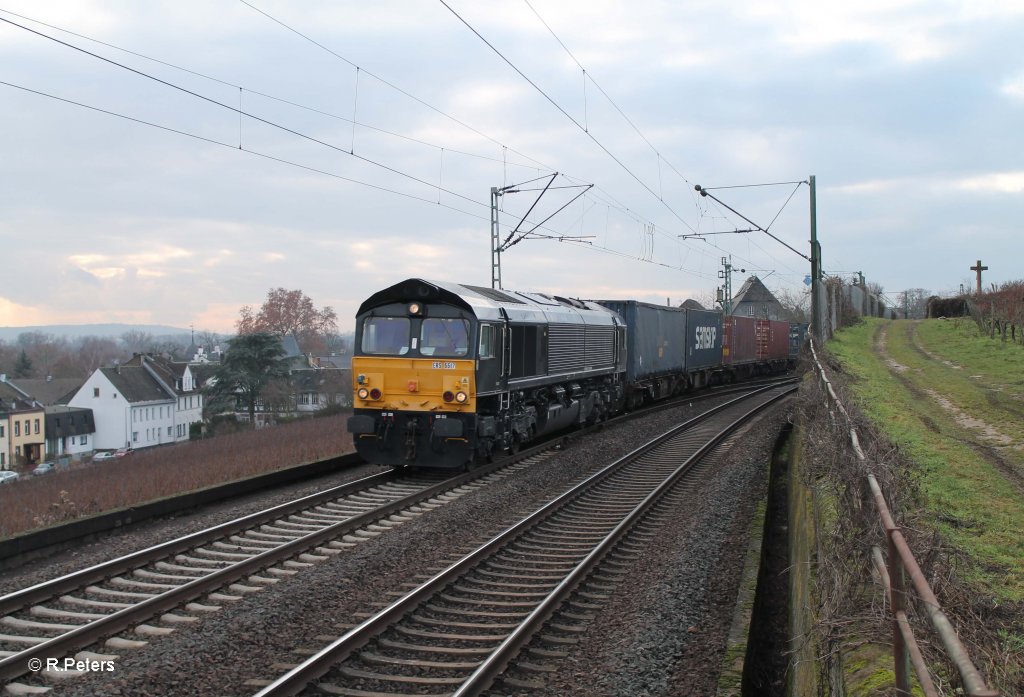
[{"left": 352, "top": 356, "right": 476, "bottom": 412}]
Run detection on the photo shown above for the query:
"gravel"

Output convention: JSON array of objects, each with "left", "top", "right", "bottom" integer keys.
[{"left": 4, "top": 395, "right": 787, "bottom": 697}]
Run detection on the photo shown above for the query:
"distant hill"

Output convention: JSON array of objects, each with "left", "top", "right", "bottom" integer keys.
[{"left": 0, "top": 324, "right": 201, "bottom": 342}]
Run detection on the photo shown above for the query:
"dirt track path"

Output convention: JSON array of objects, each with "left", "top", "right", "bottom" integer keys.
[{"left": 873, "top": 321, "right": 1024, "bottom": 495}]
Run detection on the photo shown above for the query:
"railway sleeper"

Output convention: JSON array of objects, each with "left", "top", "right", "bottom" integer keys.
[
  {"left": 460, "top": 576, "right": 554, "bottom": 590},
  {"left": 1, "top": 617, "right": 77, "bottom": 634},
  {"left": 513, "top": 660, "right": 558, "bottom": 674},
  {"left": 393, "top": 625, "right": 508, "bottom": 642},
  {"left": 499, "top": 675, "right": 548, "bottom": 690},
  {"left": 423, "top": 603, "right": 527, "bottom": 620},
  {"left": 378, "top": 637, "right": 493, "bottom": 656},
  {"left": 359, "top": 650, "right": 481, "bottom": 671},
  {"left": 449, "top": 584, "right": 551, "bottom": 598},
  {"left": 58, "top": 595, "right": 130, "bottom": 610},
  {"left": 336, "top": 664, "right": 466, "bottom": 685},
  {"left": 31, "top": 605, "right": 105, "bottom": 620},
  {"left": 436, "top": 593, "right": 535, "bottom": 609},
  {"left": 409, "top": 614, "right": 519, "bottom": 631}
]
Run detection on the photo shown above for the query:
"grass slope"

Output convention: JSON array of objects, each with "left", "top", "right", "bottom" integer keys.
[{"left": 828, "top": 318, "right": 1023, "bottom": 602}]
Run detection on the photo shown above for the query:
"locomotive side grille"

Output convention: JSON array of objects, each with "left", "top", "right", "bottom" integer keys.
[
  {"left": 548, "top": 323, "right": 586, "bottom": 372},
  {"left": 548, "top": 323, "right": 616, "bottom": 372},
  {"left": 586, "top": 325, "right": 616, "bottom": 366}
]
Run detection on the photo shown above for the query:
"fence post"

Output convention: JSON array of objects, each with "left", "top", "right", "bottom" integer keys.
[{"left": 889, "top": 516, "right": 912, "bottom": 694}]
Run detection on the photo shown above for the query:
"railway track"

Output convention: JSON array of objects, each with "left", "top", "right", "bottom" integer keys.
[
  {"left": 251, "top": 381, "right": 796, "bottom": 696},
  {"left": 0, "top": 458, "right": 547, "bottom": 692}
]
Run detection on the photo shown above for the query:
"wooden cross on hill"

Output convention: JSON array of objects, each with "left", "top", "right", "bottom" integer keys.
[{"left": 970, "top": 259, "right": 988, "bottom": 294}]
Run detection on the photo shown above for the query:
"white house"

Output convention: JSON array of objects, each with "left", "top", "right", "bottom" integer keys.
[
  {"left": 123, "top": 354, "right": 203, "bottom": 442},
  {"left": 69, "top": 363, "right": 177, "bottom": 451}
]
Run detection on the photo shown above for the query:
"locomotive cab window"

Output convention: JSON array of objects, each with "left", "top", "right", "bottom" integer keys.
[
  {"left": 478, "top": 324, "right": 495, "bottom": 359},
  {"left": 361, "top": 317, "right": 411, "bottom": 355},
  {"left": 420, "top": 318, "right": 470, "bottom": 357}
]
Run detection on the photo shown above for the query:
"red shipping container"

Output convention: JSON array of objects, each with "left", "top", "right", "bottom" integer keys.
[{"left": 723, "top": 317, "right": 790, "bottom": 365}]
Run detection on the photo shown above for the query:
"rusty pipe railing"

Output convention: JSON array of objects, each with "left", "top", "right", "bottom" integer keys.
[{"left": 808, "top": 337, "right": 999, "bottom": 697}]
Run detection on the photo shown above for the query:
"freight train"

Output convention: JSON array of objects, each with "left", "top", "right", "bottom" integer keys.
[{"left": 347, "top": 278, "right": 803, "bottom": 469}]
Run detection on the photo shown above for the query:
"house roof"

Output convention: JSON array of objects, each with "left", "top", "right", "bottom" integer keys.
[
  {"left": 732, "top": 276, "right": 781, "bottom": 306},
  {"left": 99, "top": 366, "right": 174, "bottom": 403},
  {"left": 281, "top": 335, "right": 302, "bottom": 358},
  {"left": 287, "top": 368, "right": 349, "bottom": 392},
  {"left": 679, "top": 299, "right": 706, "bottom": 310},
  {"left": 124, "top": 353, "right": 192, "bottom": 394},
  {"left": 0, "top": 381, "right": 26, "bottom": 403},
  {"left": 315, "top": 354, "right": 352, "bottom": 369},
  {"left": 8, "top": 378, "right": 84, "bottom": 406},
  {"left": 45, "top": 406, "right": 95, "bottom": 438}
]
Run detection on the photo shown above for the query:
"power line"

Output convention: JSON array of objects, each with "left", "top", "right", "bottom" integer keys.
[
  {"left": 237, "top": 0, "right": 714, "bottom": 267},
  {"left": 0, "top": 14, "right": 489, "bottom": 209},
  {"left": 1, "top": 8, "right": 736, "bottom": 284},
  {"left": 437, "top": 0, "right": 699, "bottom": 235},
  {"left": 0, "top": 79, "right": 492, "bottom": 221},
  {"left": 1, "top": 77, "right": 721, "bottom": 283},
  {"left": 0, "top": 7, "right": 550, "bottom": 172}
]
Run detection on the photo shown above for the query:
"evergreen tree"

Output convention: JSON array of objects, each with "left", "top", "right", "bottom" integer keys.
[
  {"left": 205, "top": 332, "right": 288, "bottom": 426},
  {"left": 13, "top": 350, "right": 33, "bottom": 378}
]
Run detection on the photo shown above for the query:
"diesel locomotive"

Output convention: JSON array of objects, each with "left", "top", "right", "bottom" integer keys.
[
  {"left": 347, "top": 277, "right": 802, "bottom": 469},
  {"left": 347, "top": 278, "right": 626, "bottom": 468}
]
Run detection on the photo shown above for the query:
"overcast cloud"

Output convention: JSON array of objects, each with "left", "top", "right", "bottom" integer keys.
[{"left": 1, "top": 0, "right": 1021, "bottom": 333}]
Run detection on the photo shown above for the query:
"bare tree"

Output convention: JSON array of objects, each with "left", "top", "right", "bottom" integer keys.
[
  {"left": 120, "top": 330, "right": 153, "bottom": 355},
  {"left": 775, "top": 287, "right": 811, "bottom": 323},
  {"left": 236, "top": 288, "right": 338, "bottom": 354}
]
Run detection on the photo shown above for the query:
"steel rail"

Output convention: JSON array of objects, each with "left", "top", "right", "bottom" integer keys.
[
  {"left": 0, "top": 457, "right": 522, "bottom": 684},
  {"left": 453, "top": 383, "right": 796, "bottom": 696},
  {"left": 0, "top": 469, "right": 399, "bottom": 615},
  {"left": 253, "top": 381, "right": 792, "bottom": 697}
]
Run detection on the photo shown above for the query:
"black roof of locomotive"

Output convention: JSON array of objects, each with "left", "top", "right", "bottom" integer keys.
[{"left": 357, "top": 279, "right": 620, "bottom": 327}]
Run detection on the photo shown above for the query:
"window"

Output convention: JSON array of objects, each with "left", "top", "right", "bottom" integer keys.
[
  {"left": 746, "top": 305, "right": 754, "bottom": 316},
  {"left": 478, "top": 324, "right": 495, "bottom": 359},
  {"left": 34, "top": 419, "right": 39, "bottom": 434},
  {"left": 0, "top": 424, "right": 4, "bottom": 437},
  {"left": 167, "top": 427, "right": 172, "bottom": 436},
  {"left": 80, "top": 435, "right": 88, "bottom": 445},
  {"left": 15, "top": 446, "right": 20, "bottom": 456},
  {"left": 132, "top": 432, "right": 138, "bottom": 442},
  {"left": 420, "top": 318, "right": 470, "bottom": 357},
  {"left": 94, "top": 387, "right": 100, "bottom": 398},
  {"left": 362, "top": 317, "right": 411, "bottom": 355},
  {"left": 14, "top": 422, "right": 20, "bottom": 437},
  {"left": 24, "top": 419, "right": 30, "bottom": 434}
]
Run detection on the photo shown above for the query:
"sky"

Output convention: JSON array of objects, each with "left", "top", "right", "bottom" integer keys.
[{"left": 1, "top": 1, "right": 1021, "bottom": 334}]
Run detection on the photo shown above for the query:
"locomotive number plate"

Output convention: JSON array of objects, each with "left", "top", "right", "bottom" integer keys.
[{"left": 432, "top": 361, "right": 457, "bottom": 369}]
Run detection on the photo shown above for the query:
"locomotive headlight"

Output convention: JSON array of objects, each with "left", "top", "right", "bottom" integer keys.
[
  {"left": 407, "top": 302, "right": 423, "bottom": 316},
  {"left": 357, "top": 387, "right": 370, "bottom": 400},
  {"left": 455, "top": 391, "right": 468, "bottom": 403},
  {"left": 369, "top": 388, "right": 382, "bottom": 400},
  {"left": 442, "top": 391, "right": 455, "bottom": 403}
]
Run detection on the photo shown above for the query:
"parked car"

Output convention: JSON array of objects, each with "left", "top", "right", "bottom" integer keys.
[
  {"left": 0, "top": 471, "right": 18, "bottom": 484},
  {"left": 92, "top": 451, "right": 117, "bottom": 462},
  {"left": 114, "top": 447, "right": 132, "bottom": 458},
  {"left": 32, "top": 462, "right": 55, "bottom": 476}
]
